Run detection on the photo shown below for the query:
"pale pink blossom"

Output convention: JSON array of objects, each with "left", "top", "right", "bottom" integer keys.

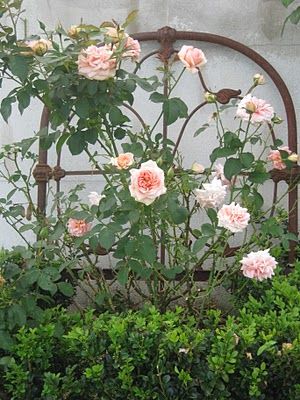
[
  {"left": 111, "top": 152, "right": 134, "bottom": 170},
  {"left": 217, "top": 202, "right": 250, "bottom": 233},
  {"left": 67, "top": 218, "right": 91, "bottom": 237},
  {"left": 25, "top": 38, "right": 52, "bottom": 55},
  {"left": 267, "top": 146, "right": 291, "bottom": 170},
  {"left": 236, "top": 94, "right": 274, "bottom": 124},
  {"left": 195, "top": 178, "right": 227, "bottom": 208},
  {"left": 122, "top": 36, "right": 141, "bottom": 60},
  {"left": 77, "top": 45, "right": 116, "bottom": 80},
  {"left": 88, "top": 192, "right": 105, "bottom": 206},
  {"left": 240, "top": 249, "right": 277, "bottom": 281},
  {"left": 212, "top": 163, "right": 231, "bottom": 186},
  {"left": 178, "top": 45, "right": 207, "bottom": 73},
  {"left": 129, "top": 160, "right": 166, "bottom": 205}
]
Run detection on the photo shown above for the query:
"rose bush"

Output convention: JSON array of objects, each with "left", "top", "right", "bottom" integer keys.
[{"left": 0, "top": 0, "right": 298, "bottom": 315}]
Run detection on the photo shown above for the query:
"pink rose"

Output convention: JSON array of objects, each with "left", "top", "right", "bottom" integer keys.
[
  {"left": 129, "top": 160, "right": 167, "bottom": 205},
  {"left": 111, "top": 153, "right": 134, "bottom": 170},
  {"left": 267, "top": 146, "right": 291, "bottom": 170},
  {"left": 236, "top": 94, "right": 274, "bottom": 124},
  {"left": 195, "top": 178, "right": 227, "bottom": 208},
  {"left": 122, "top": 36, "right": 141, "bottom": 61},
  {"left": 212, "top": 163, "right": 232, "bottom": 187},
  {"left": 77, "top": 45, "right": 117, "bottom": 81},
  {"left": 178, "top": 45, "right": 207, "bottom": 73},
  {"left": 67, "top": 218, "right": 91, "bottom": 237},
  {"left": 240, "top": 249, "right": 277, "bottom": 281},
  {"left": 217, "top": 202, "right": 250, "bottom": 233}
]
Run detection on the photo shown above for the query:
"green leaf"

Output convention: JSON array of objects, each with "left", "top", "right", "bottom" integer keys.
[
  {"left": 117, "top": 264, "right": 129, "bottom": 286},
  {"left": 167, "top": 195, "right": 188, "bottom": 224},
  {"left": 8, "top": 55, "right": 30, "bottom": 81},
  {"left": 68, "top": 132, "right": 86, "bottom": 155},
  {"left": 50, "top": 222, "right": 65, "bottom": 240},
  {"left": 193, "top": 236, "right": 208, "bottom": 253},
  {"left": 57, "top": 282, "right": 74, "bottom": 297},
  {"left": 289, "top": 6, "right": 300, "bottom": 24},
  {"left": 163, "top": 98, "right": 188, "bottom": 125},
  {"left": 210, "top": 147, "right": 236, "bottom": 162},
  {"left": 8, "top": 304, "right": 26, "bottom": 328},
  {"left": 281, "top": 0, "right": 295, "bottom": 7},
  {"left": 75, "top": 98, "right": 90, "bottom": 118},
  {"left": 0, "top": 331, "right": 13, "bottom": 351},
  {"left": 99, "top": 229, "right": 115, "bottom": 250},
  {"left": 240, "top": 152, "right": 255, "bottom": 168},
  {"left": 149, "top": 92, "right": 166, "bottom": 103},
  {"left": 17, "top": 89, "right": 31, "bottom": 114},
  {"left": 194, "top": 124, "right": 209, "bottom": 137},
  {"left": 248, "top": 171, "right": 270, "bottom": 184},
  {"left": 201, "top": 223, "right": 215, "bottom": 237},
  {"left": 109, "top": 106, "right": 129, "bottom": 126},
  {"left": 139, "top": 236, "right": 156, "bottom": 263},
  {"left": 123, "top": 9, "right": 139, "bottom": 28},
  {"left": 1, "top": 97, "right": 15, "bottom": 122},
  {"left": 38, "top": 275, "right": 57, "bottom": 294},
  {"left": 257, "top": 340, "right": 276, "bottom": 356},
  {"left": 224, "top": 158, "right": 243, "bottom": 179},
  {"left": 114, "top": 127, "right": 126, "bottom": 140}
]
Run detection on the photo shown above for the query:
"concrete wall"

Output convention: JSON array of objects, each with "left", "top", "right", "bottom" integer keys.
[{"left": 0, "top": 0, "right": 299, "bottom": 248}]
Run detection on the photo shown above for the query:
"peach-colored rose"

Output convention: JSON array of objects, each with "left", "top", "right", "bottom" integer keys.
[
  {"left": 25, "top": 39, "right": 52, "bottom": 55},
  {"left": 111, "top": 153, "right": 134, "bottom": 170},
  {"left": 195, "top": 178, "right": 227, "bottom": 208},
  {"left": 236, "top": 94, "right": 274, "bottom": 124},
  {"left": 129, "top": 160, "right": 167, "bottom": 205},
  {"left": 67, "top": 218, "right": 91, "bottom": 237},
  {"left": 122, "top": 36, "right": 141, "bottom": 60},
  {"left": 178, "top": 45, "right": 207, "bottom": 73},
  {"left": 267, "top": 146, "right": 291, "bottom": 170},
  {"left": 77, "top": 45, "right": 117, "bottom": 81},
  {"left": 240, "top": 249, "right": 277, "bottom": 281},
  {"left": 217, "top": 202, "right": 250, "bottom": 233}
]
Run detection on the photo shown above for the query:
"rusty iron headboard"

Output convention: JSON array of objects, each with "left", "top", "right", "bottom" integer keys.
[{"left": 33, "top": 27, "right": 299, "bottom": 268}]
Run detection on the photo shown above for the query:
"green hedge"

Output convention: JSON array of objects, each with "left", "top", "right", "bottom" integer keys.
[{"left": 1, "top": 264, "right": 300, "bottom": 400}]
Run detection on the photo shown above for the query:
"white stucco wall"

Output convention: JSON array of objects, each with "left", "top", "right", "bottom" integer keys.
[{"left": 0, "top": 0, "right": 299, "bottom": 248}]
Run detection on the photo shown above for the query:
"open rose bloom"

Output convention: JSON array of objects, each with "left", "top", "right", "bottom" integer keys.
[
  {"left": 78, "top": 45, "right": 117, "bottom": 80},
  {"left": 240, "top": 249, "right": 277, "bottom": 281},
  {"left": 129, "top": 160, "right": 166, "bottom": 205},
  {"left": 217, "top": 202, "right": 250, "bottom": 233},
  {"left": 268, "top": 146, "right": 291, "bottom": 170},
  {"left": 195, "top": 178, "right": 227, "bottom": 209},
  {"left": 67, "top": 218, "right": 91, "bottom": 237},
  {"left": 111, "top": 153, "right": 134, "bottom": 170},
  {"left": 178, "top": 45, "right": 207, "bottom": 73},
  {"left": 236, "top": 94, "right": 274, "bottom": 124}
]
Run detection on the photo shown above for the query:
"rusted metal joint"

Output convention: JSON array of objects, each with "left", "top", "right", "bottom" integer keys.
[
  {"left": 270, "top": 166, "right": 300, "bottom": 184},
  {"left": 52, "top": 166, "right": 66, "bottom": 181},
  {"left": 33, "top": 163, "right": 52, "bottom": 183},
  {"left": 157, "top": 26, "right": 177, "bottom": 62}
]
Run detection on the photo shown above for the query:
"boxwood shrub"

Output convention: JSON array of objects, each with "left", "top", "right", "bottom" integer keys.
[{"left": 1, "top": 264, "right": 300, "bottom": 399}]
